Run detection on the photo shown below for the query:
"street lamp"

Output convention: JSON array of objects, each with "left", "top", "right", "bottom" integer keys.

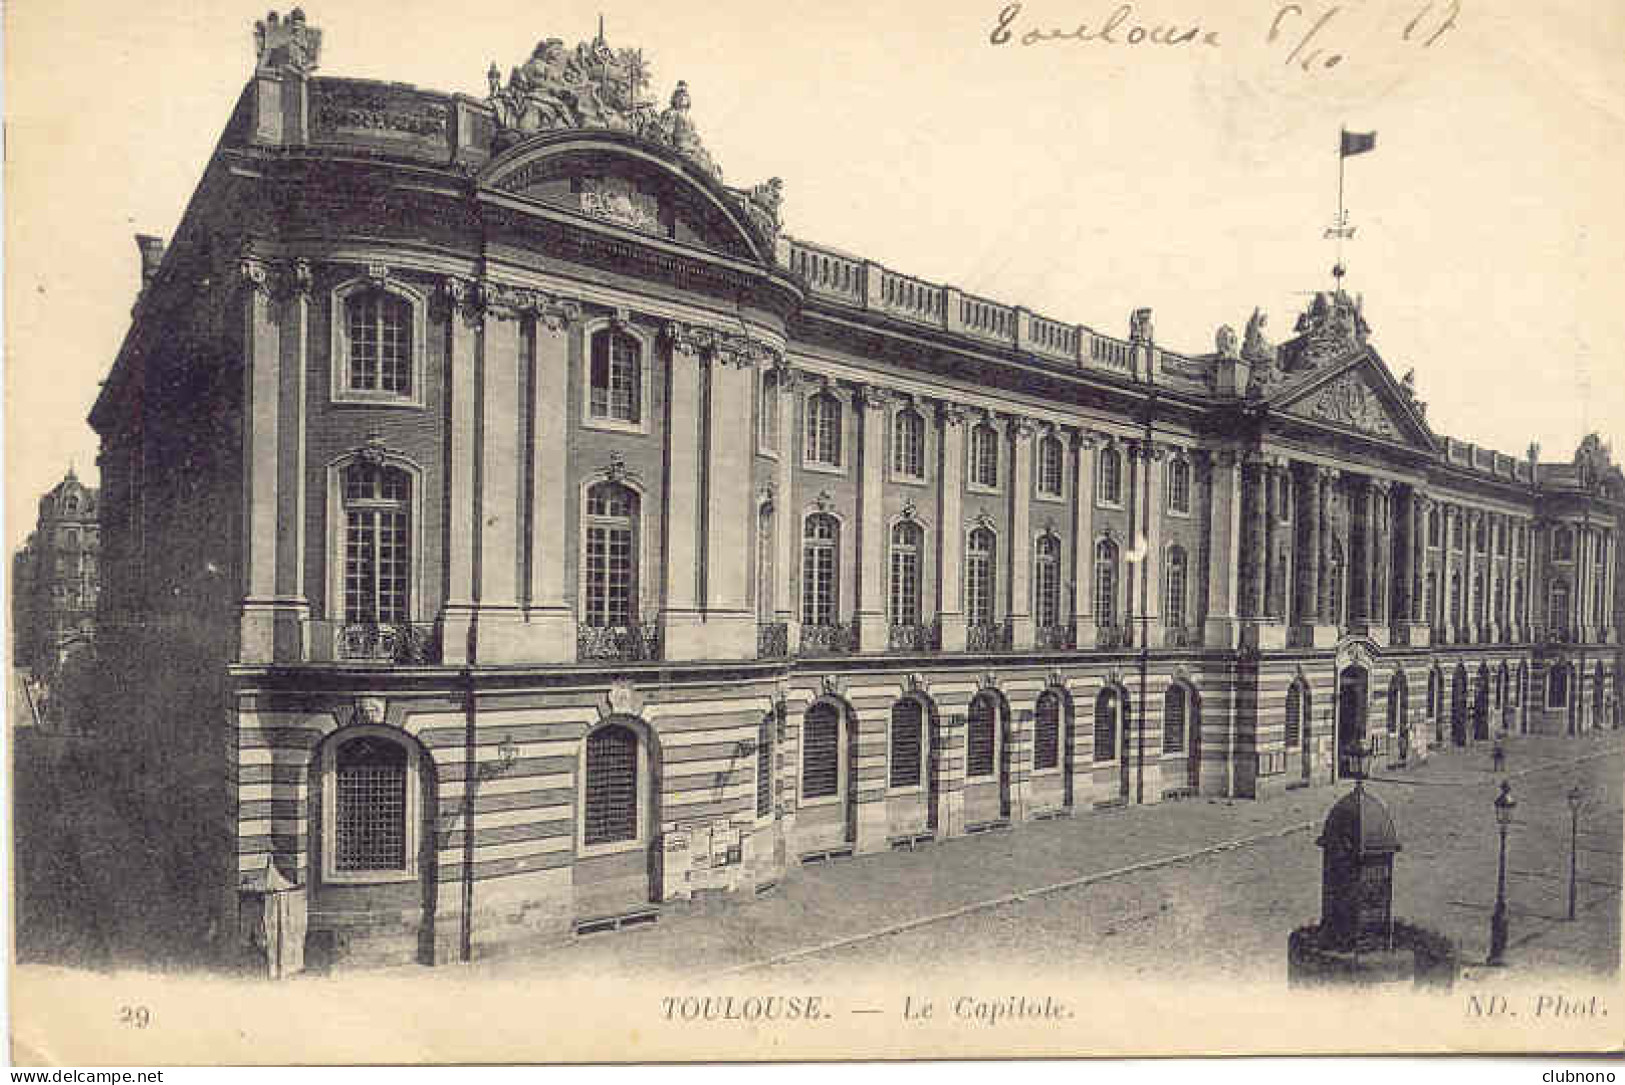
[
  {"left": 1488, "top": 780, "right": 1516, "bottom": 965},
  {"left": 1345, "top": 737, "right": 1375, "bottom": 788},
  {"left": 1567, "top": 785, "right": 1584, "bottom": 921}
]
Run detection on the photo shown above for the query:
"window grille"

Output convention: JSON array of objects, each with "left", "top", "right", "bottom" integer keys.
[
  {"left": 893, "top": 409, "right": 925, "bottom": 478},
  {"left": 806, "top": 393, "right": 842, "bottom": 466},
  {"left": 966, "top": 528, "right": 995, "bottom": 625},
  {"left": 1167, "top": 458, "right": 1191, "bottom": 513},
  {"left": 889, "top": 699, "right": 923, "bottom": 788},
  {"left": 1094, "top": 539, "right": 1118, "bottom": 626},
  {"left": 966, "top": 695, "right": 996, "bottom": 777},
  {"left": 1098, "top": 448, "right": 1122, "bottom": 505},
  {"left": 1164, "top": 545, "right": 1187, "bottom": 627},
  {"left": 584, "top": 725, "right": 639, "bottom": 846},
  {"left": 1034, "top": 691, "right": 1061, "bottom": 771},
  {"left": 1093, "top": 690, "right": 1119, "bottom": 761},
  {"left": 760, "top": 369, "right": 780, "bottom": 449},
  {"left": 803, "top": 704, "right": 840, "bottom": 799},
  {"left": 802, "top": 515, "right": 839, "bottom": 626},
  {"left": 1163, "top": 686, "right": 1186, "bottom": 753},
  {"left": 756, "top": 713, "right": 774, "bottom": 817},
  {"left": 589, "top": 330, "right": 641, "bottom": 423},
  {"left": 1037, "top": 436, "right": 1063, "bottom": 497},
  {"left": 970, "top": 424, "right": 999, "bottom": 488},
  {"left": 889, "top": 522, "right": 921, "bottom": 625},
  {"left": 334, "top": 737, "right": 407, "bottom": 872},
  {"left": 1285, "top": 683, "right": 1303, "bottom": 749},
  {"left": 343, "top": 464, "right": 410, "bottom": 624},
  {"left": 584, "top": 483, "right": 636, "bottom": 628},
  {"left": 1035, "top": 535, "right": 1062, "bottom": 627},
  {"left": 347, "top": 291, "right": 412, "bottom": 395}
]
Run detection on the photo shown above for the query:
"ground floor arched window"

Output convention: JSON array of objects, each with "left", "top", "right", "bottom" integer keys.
[
  {"left": 1094, "top": 688, "right": 1123, "bottom": 761},
  {"left": 803, "top": 702, "right": 842, "bottom": 800},
  {"left": 583, "top": 723, "right": 641, "bottom": 847},
  {"left": 1034, "top": 690, "right": 1063, "bottom": 771},
  {"left": 966, "top": 694, "right": 998, "bottom": 778}
]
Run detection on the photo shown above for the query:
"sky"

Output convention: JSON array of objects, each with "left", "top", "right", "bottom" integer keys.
[{"left": 6, "top": 0, "right": 1625, "bottom": 551}]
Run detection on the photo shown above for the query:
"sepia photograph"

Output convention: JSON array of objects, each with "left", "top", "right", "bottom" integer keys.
[{"left": 4, "top": 0, "right": 1624, "bottom": 1066}]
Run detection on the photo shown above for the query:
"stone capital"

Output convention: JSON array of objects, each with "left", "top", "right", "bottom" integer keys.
[
  {"left": 937, "top": 401, "right": 968, "bottom": 428},
  {"left": 854, "top": 383, "right": 892, "bottom": 411}
]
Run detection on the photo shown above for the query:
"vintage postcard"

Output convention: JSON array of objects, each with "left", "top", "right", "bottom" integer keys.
[{"left": 5, "top": 0, "right": 1624, "bottom": 1065}]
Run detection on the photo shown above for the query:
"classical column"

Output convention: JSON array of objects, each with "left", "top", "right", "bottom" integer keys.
[
  {"left": 937, "top": 403, "right": 968, "bottom": 652},
  {"left": 1349, "top": 478, "right": 1372, "bottom": 624},
  {"left": 1203, "top": 450, "right": 1242, "bottom": 648},
  {"left": 660, "top": 324, "right": 706, "bottom": 657},
  {"left": 1295, "top": 464, "right": 1321, "bottom": 627},
  {"left": 1317, "top": 468, "right": 1338, "bottom": 625},
  {"left": 1072, "top": 431, "right": 1098, "bottom": 648},
  {"left": 1141, "top": 442, "right": 1166, "bottom": 644},
  {"left": 1242, "top": 458, "right": 1267, "bottom": 620},
  {"left": 476, "top": 305, "right": 523, "bottom": 653},
  {"left": 1395, "top": 485, "right": 1414, "bottom": 625},
  {"left": 856, "top": 384, "right": 890, "bottom": 653},
  {"left": 701, "top": 341, "right": 758, "bottom": 658},
  {"left": 439, "top": 279, "right": 480, "bottom": 664},
  {"left": 1265, "top": 460, "right": 1291, "bottom": 619},
  {"left": 1009, "top": 417, "right": 1036, "bottom": 649},
  {"left": 773, "top": 364, "right": 797, "bottom": 644},
  {"left": 237, "top": 251, "right": 308, "bottom": 663},
  {"left": 1464, "top": 508, "right": 1480, "bottom": 641},
  {"left": 1407, "top": 492, "right": 1426, "bottom": 624},
  {"left": 524, "top": 296, "right": 578, "bottom": 660},
  {"left": 1371, "top": 480, "right": 1391, "bottom": 626}
]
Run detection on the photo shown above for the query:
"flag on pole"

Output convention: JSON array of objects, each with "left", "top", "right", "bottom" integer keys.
[{"left": 1340, "top": 129, "right": 1377, "bottom": 157}]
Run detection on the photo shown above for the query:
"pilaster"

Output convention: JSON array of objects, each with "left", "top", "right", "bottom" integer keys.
[
  {"left": 1072, "top": 432, "right": 1098, "bottom": 648},
  {"left": 700, "top": 341, "right": 758, "bottom": 658},
  {"left": 937, "top": 404, "right": 968, "bottom": 652},
  {"left": 1140, "top": 441, "right": 1166, "bottom": 646},
  {"left": 660, "top": 323, "right": 705, "bottom": 657},
  {"left": 856, "top": 384, "right": 891, "bottom": 653},
  {"left": 1009, "top": 417, "right": 1036, "bottom": 649},
  {"left": 522, "top": 298, "right": 579, "bottom": 660},
  {"left": 773, "top": 364, "right": 798, "bottom": 645},
  {"left": 1203, "top": 449, "right": 1242, "bottom": 649},
  {"left": 439, "top": 279, "right": 479, "bottom": 663}
]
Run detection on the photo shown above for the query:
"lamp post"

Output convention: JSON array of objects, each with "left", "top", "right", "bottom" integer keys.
[
  {"left": 1345, "top": 736, "right": 1374, "bottom": 790},
  {"left": 1567, "top": 785, "right": 1584, "bottom": 921},
  {"left": 1488, "top": 780, "right": 1516, "bottom": 965}
]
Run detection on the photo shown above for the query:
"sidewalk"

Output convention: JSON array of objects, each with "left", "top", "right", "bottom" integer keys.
[{"left": 449, "top": 729, "right": 1623, "bottom": 982}]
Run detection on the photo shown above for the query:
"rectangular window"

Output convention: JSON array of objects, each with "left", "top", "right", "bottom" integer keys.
[
  {"left": 966, "top": 715, "right": 995, "bottom": 778},
  {"left": 756, "top": 715, "right": 775, "bottom": 817},
  {"left": 1034, "top": 708, "right": 1060, "bottom": 771},
  {"left": 345, "top": 509, "right": 409, "bottom": 624},
  {"left": 966, "top": 555, "right": 991, "bottom": 625},
  {"left": 334, "top": 763, "right": 406, "bottom": 872},
  {"left": 802, "top": 713, "right": 839, "bottom": 799},
  {"left": 802, "top": 546, "right": 836, "bottom": 626},
  {"left": 585, "top": 524, "right": 634, "bottom": 626},
  {"left": 890, "top": 548, "right": 919, "bottom": 625},
  {"left": 583, "top": 730, "right": 638, "bottom": 846},
  {"left": 590, "top": 332, "right": 641, "bottom": 424},
  {"left": 890, "top": 714, "right": 922, "bottom": 788}
]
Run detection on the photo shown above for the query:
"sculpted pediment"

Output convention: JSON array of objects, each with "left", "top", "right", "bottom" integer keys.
[{"left": 1276, "top": 356, "right": 1433, "bottom": 449}]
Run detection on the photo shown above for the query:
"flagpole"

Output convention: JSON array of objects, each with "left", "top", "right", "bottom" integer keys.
[{"left": 1336, "top": 126, "right": 1346, "bottom": 288}]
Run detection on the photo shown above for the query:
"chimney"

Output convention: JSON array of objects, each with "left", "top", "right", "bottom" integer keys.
[{"left": 135, "top": 234, "right": 166, "bottom": 287}]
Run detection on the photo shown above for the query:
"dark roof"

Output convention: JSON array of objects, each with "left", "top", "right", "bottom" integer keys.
[{"left": 1317, "top": 785, "right": 1401, "bottom": 855}]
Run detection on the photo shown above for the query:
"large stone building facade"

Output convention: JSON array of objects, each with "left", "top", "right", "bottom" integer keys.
[{"left": 87, "top": 13, "right": 1624, "bottom": 971}]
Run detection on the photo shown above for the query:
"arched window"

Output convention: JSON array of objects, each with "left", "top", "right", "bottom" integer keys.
[
  {"left": 346, "top": 289, "right": 413, "bottom": 396},
  {"left": 893, "top": 407, "right": 925, "bottom": 479},
  {"left": 1285, "top": 682, "right": 1305, "bottom": 749},
  {"left": 589, "top": 328, "right": 641, "bottom": 424},
  {"left": 584, "top": 482, "right": 638, "bottom": 628},
  {"left": 802, "top": 702, "right": 841, "bottom": 800},
  {"left": 889, "top": 699, "right": 924, "bottom": 788},
  {"left": 970, "top": 423, "right": 999, "bottom": 489},
  {"left": 1164, "top": 545, "right": 1188, "bottom": 628},
  {"left": 1428, "top": 509, "right": 1441, "bottom": 547},
  {"left": 966, "top": 527, "right": 996, "bottom": 626},
  {"left": 1094, "top": 688, "right": 1122, "bottom": 761},
  {"left": 1037, "top": 435, "right": 1064, "bottom": 497},
  {"left": 760, "top": 367, "right": 780, "bottom": 450},
  {"left": 756, "top": 711, "right": 775, "bottom": 818},
  {"left": 1554, "top": 525, "right": 1575, "bottom": 562},
  {"left": 1034, "top": 690, "right": 1062, "bottom": 771},
  {"left": 1167, "top": 457, "right": 1191, "bottom": 514},
  {"left": 889, "top": 521, "right": 922, "bottom": 626},
  {"left": 1098, "top": 447, "right": 1123, "bottom": 506},
  {"left": 1034, "top": 534, "right": 1062, "bottom": 628},
  {"left": 1449, "top": 570, "right": 1463, "bottom": 626},
  {"left": 1549, "top": 580, "right": 1570, "bottom": 633},
  {"left": 343, "top": 462, "right": 411, "bottom": 625},
  {"left": 332, "top": 735, "right": 409, "bottom": 872},
  {"left": 1548, "top": 665, "right": 1571, "bottom": 709},
  {"left": 802, "top": 514, "right": 840, "bottom": 627},
  {"left": 1163, "top": 685, "right": 1188, "bottom": 753},
  {"left": 806, "top": 392, "right": 843, "bottom": 467},
  {"left": 1094, "top": 538, "right": 1119, "bottom": 627},
  {"left": 583, "top": 723, "right": 641, "bottom": 846},
  {"left": 966, "top": 694, "right": 997, "bottom": 778}
]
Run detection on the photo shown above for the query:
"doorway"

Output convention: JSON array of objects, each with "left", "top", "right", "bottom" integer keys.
[{"left": 1336, "top": 665, "right": 1368, "bottom": 779}]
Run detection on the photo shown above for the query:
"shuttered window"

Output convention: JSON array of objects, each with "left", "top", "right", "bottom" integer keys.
[
  {"left": 583, "top": 725, "right": 639, "bottom": 846},
  {"left": 967, "top": 695, "right": 997, "bottom": 778},
  {"left": 889, "top": 699, "right": 923, "bottom": 788},
  {"left": 1094, "top": 690, "right": 1119, "bottom": 761},
  {"left": 803, "top": 704, "right": 840, "bottom": 799},
  {"left": 1034, "top": 691, "right": 1061, "bottom": 771},
  {"left": 756, "top": 713, "right": 774, "bottom": 818},
  {"left": 1163, "top": 686, "right": 1187, "bottom": 753},
  {"left": 1286, "top": 683, "right": 1304, "bottom": 749}
]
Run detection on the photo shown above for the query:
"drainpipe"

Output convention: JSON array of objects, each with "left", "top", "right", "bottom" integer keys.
[{"left": 460, "top": 666, "right": 475, "bottom": 962}]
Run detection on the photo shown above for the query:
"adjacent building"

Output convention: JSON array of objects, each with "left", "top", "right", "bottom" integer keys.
[
  {"left": 86, "top": 12, "right": 1624, "bottom": 971},
  {"left": 11, "top": 468, "right": 100, "bottom": 684}
]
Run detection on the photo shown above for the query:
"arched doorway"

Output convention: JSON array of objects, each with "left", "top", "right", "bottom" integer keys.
[
  {"left": 798, "top": 699, "right": 857, "bottom": 854},
  {"left": 887, "top": 695, "right": 939, "bottom": 835},
  {"left": 1450, "top": 665, "right": 1468, "bottom": 746},
  {"left": 1163, "top": 683, "right": 1200, "bottom": 793},
  {"left": 1033, "top": 687, "right": 1074, "bottom": 810},
  {"left": 574, "top": 717, "right": 663, "bottom": 920},
  {"left": 1287, "top": 679, "right": 1312, "bottom": 785},
  {"left": 1473, "top": 664, "right": 1491, "bottom": 741},
  {"left": 307, "top": 725, "right": 438, "bottom": 967},
  {"left": 1094, "top": 685, "right": 1132, "bottom": 803},
  {"left": 1336, "top": 666, "right": 1369, "bottom": 779},
  {"left": 964, "top": 690, "right": 1011, "bottom": 827}
]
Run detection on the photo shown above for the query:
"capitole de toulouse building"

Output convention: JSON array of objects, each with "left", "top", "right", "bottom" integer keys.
[{"left": 88, "top": 12, "right": 1623, "bottom": 970}]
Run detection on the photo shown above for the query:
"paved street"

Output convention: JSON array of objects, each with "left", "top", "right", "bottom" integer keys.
[{"left": 473, "top": 730, "right": 1622, "bottom": 985}]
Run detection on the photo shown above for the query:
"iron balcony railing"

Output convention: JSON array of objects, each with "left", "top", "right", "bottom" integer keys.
[
  {"left": 1035, "top": 623, "right": 1075, "bottom": 650},
  {"left": 336, "top": 622, "right": 441, "bottom": 664},
  {"left": 1095, "top": 622, "right": 1130, "bottom": 649},
  {"left": 888, "top": 620, "right": 940, "bottom": 652},
  {"left": 757, "top": 621, "right": 789, "bottom": 659},
  {"left": 966, "top": 619, "right": 1013, "bottom": 653},
  {"left": 800, "top": 620, "right": 858, "bottom": 656},
  {"left": 1162, "top": 625, "right": 1195, "bottom": 649},
  {"left": 576, "top": 622, "right": 661, "bottom": 662}
]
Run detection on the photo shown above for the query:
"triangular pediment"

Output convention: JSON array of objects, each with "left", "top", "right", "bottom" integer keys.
[{"left": 1273, "top": 351, "right": 1437, "bottom": 451}]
